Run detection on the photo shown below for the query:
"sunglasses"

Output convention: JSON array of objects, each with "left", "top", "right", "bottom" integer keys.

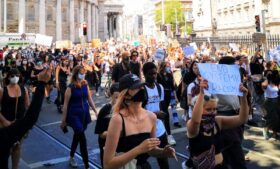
[{"left": 204, "top": 95, "right": 216, "bottom": 101}]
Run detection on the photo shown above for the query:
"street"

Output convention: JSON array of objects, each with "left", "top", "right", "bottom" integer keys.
[{"left": 15, "top": 88, "right": 280, "bottom": 169}]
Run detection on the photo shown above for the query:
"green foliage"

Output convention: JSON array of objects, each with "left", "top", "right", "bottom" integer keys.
[{"left": 155, "top": 0, "right": 184, "bottom": 31}]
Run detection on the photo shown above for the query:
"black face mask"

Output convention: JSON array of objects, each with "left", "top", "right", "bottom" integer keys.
[
  {"left": 122, "top": 58, "right": 130, "bottom": 65},
  {"left": 130, "top": 89, "right": 146, "bottom": 102}
]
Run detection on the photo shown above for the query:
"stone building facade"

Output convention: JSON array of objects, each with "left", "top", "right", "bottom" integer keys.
[
  {"left": 192, "top": 0, "right": 280, "bottom": 37},
  {"left": 0, "top": 0, "right": 123, "bottom": 42}
]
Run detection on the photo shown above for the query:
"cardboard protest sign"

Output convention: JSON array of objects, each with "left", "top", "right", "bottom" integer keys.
[
  {"left": 34, "top": 34, "right": 53, "bottom": 47},
  {"left": 173, "top": 70, "right": 182, "bottom": 86},
  {"left": 56, "top": 40, "right": 72, "bottom": 49},
  {"left": 92, "top": 39, "right": 101, "bottom": 48},
  {"left": 183, "top": 46, "right": 195, "bottom": 57},
  {"left": 154, "top": 48, "right": 165, "bottom": 61},
  {"left": 198, "top": 63, "right": 243, "bottom": 96}
]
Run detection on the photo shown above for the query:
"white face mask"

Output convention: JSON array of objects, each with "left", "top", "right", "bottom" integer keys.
[
  {"left": 77, "top": 73, "right": 85, "bottom": 80},
  {"left": 10, "top": 76, "right": 19, "bottom": 84}
]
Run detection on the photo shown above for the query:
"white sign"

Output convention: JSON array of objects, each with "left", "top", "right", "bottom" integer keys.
[
  {"left": 229, "top": 43, "right": 239, "bottom": 52},
  {"left": 198, "top": 63, "right": 243, "bottom": 96},
  {"left": 189, "top": 42, "right": 197, "bottom": 50},
  {"left": 154, "top": 48, "right": 165, "bottom": 61},
  {"left": 0, "top": 33, "right": 36, "bottom": 47},
  {"left": 34, "top": 34, "right": 53, "bottom": 47}
]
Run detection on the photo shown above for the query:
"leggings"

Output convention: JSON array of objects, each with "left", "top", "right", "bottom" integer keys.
[{"left": 70, "top": 132, "right": 89, "bottom": 168}]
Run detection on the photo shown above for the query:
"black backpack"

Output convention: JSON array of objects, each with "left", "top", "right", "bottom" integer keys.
[{"left": 142, "top": 83, "right": 162, "bottom": 108}]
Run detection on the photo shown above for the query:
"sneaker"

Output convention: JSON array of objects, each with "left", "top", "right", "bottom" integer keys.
[
  {"left": 262, "top": 128, "right": 270, "bottom": 140},
  {"left": 173, "top": 122, "right": 182, "bottom": 128},
  {"left": 69, "top": 157, "right": 78, "bottom": 168},
  {"left": 96, "top": 92, "right": 100, "bottom": 97},
  {"left": 181, "top": 160, "right": 187, "bottom": 169},
  {"left": 168, "top": 135, "right": 176, "bottom": 146}
]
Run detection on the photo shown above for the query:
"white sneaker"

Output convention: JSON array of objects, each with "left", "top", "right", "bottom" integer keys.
[
  {"left": 96, "top": 92, "right": 100, "bottom": 97},
  {"left": 69, "top": 157, "right": 78, "bottom": 168},
  {"left": 168, "top": 135, "right": 176, "bottom": 145}
]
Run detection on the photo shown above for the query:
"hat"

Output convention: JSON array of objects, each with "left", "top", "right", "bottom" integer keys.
[
  {"left": 110, "top": 83, "right": 119, "bottom": 95},
  {"left": 119, "top": 74, "right": 144, "bottom": 92}
]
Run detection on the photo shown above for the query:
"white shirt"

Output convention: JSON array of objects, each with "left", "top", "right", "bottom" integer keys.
[
  {"left": 144, "top": 84, "right": 166, "bottom": 137},
  {"left": 264, "top": 85, "right": 279, "bottom": 99}
]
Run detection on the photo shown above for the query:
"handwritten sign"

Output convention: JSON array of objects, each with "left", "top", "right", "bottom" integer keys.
[
  {"left": 183, "top": 46, "right": 195, "bottom": 57},
  {"left": 92, "top": 39, "right": 101, "bottom": 48},
  {"left": 154, "top": 48, "right": 165, "bottom": 61},
  {"left": 189, "top": 42, "right": 198, "bottom": 50},
  {"left": 198, "top": 63, "right": 243, "bottom": 96},
  {"left": 56, "top": 40, "right": 72, "bottom": 49}
]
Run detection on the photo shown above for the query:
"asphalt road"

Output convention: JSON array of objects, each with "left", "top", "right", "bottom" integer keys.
[{"left": 15, "top": 88, "right": 280, "bottom": 169}]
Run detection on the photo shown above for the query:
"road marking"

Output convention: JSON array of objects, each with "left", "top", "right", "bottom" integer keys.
[
  {"left": 171, "top": 127, "right": 187, "bottom": 134},
  {"left": 243, "top": 147, "right": 280, "bottom": 162},
  {"left": 28, "top": 157, "right": 68, "bottom": 168},
  {"left": 40, "top": 121, "right": 61, "bottom": 127}
]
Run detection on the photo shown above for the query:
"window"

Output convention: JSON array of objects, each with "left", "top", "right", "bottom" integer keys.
[
  {"left": 7, "top": 3, "right": 14, "bottom": 20},
  {"left": 47, "top": 7, "right": 53, "bottom": 21},
  {"left": 28, "top": 5, "right": 35, "bottom": 21}
]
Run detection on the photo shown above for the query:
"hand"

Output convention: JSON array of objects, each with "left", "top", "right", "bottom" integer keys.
[
  {"left": 3, "top": 120, "right": 12, "bottom": 127},
  {"left": 156, "top": 111, "right": 166, "bottom": 119},
  {"left": 239, "top": 84, "right": 248, "bottom": 96},
  {"left": 198, "top": 77, "right": 208, "bottom": 93},
  {"left": 136, "top": 138, "right": 160, "bottom": 154},
  {"left": 163, "top": 145, "right": 177, "bottom": 160},
  {"left": 60, "top": 120, "right": 66, "bottom": 130},
  {"left": 38, "top": 68, "right": 51, "bottom": 83}
]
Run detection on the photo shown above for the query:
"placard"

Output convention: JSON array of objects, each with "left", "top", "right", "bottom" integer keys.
[
  {"left": 183, "top": 46, "right": 195, "bottom": 57},
  {"left": 154, "top": 48, "right": 165, "bottom": 61},
  {"left": 189, "top": 42, "right": 198, "bottom": 50},
  {"left": 229, "top": 43, "right": 239, "bottom": 52},
  {"left": 198, "top": 63, "right": 243, "bottom": 96},
  {"left": 92, "top": 39, "right": 101, "bottom": 48},
  {"left": 56, "top": 40, "right": 72, "bottom": 49},
  {"left": 34, "top": 34, "right": 53, "bottom": 47}
]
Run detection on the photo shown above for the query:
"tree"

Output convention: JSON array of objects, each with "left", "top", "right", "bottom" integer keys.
[{"left": 155, "top": 0, "right": 184, "bottom": 32}]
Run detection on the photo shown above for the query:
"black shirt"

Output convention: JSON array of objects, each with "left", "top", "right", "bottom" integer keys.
[
  {"left": 111, "top": 63, "right": 130, "bottom": 82},
  {"left": 129, "top": 62, "right": 140, "bottom": 78},
  {"left": 95, "top": 104, "right": 112, "bottom": 148}
]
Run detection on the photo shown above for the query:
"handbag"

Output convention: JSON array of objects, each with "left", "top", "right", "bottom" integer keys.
[
  {"left": 192, "top": 145, "right": 216, "bottom": 169},
  {"left": 116, "top": 152, "right": 137, "bottom": 169}
]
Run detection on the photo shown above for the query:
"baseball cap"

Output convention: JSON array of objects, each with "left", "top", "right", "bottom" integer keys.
[{"left": 119, "top": 74, "right": 144, "bottom": 92}]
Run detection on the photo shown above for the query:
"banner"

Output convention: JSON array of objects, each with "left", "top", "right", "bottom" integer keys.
[
  {"left": 198, "top": 63, "right": 243, "bottom": 96},
  {"left": 0, "top": 33, "right": 36, "bottom": 47},
  {"left": 35, "top": 34, "right": 53, "bottom": 47}
]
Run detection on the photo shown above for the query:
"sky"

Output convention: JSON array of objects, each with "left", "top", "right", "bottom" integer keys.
[{"left": 122, "top": 0, "right": 151, "bottom": 15}]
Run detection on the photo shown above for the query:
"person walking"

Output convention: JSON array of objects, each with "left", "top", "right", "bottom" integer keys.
[
  {"left": 103, "top": 74, "right": 176, "bottom": 169},
  {"left": 0, "top": 68, "right": 29, "bottom": 169},
  {"left": 60, "top": 65, "right": 98, "bottom": 169}
]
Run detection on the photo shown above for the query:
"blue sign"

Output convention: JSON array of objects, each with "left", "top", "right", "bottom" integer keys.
[
  {"left": 154, "top": 48, "right": 165, "bottom": 61},
  {"left": 198, "top": 63, "right": 243, "bottom": 96},
  {"left": 183, "top": 46, "right": 195, "bottom": 57}
]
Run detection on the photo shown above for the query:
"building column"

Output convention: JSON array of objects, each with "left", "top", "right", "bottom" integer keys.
[
  {"left": 95, "top": 6, "right": 99, "bottom": 38},
  {"left": 39, "top": 0, "right": 46, "bottom": 34},
  {"left": 18, "top": 0, "right": 26, "bottom": 33},
  {"left": 56, "top": 0, "right": 62, "bottom": 40},
  {"left": 0, "top": 0, "right": 2, "bottom": 32},
  {"left": 87, "top": 2, "right": 92, "bottom": 41},
  {"left": 69, "top": 0, "right": 75, "bottom": 42},
  {"left": 91, "top": 4, "right": 96, "bottom": 38},
  {"left": 104, "top": 13, "right": 108, "bottom": 40},
  {"left": 3, "top": 0, "right": 7, "bottom": 32},
  {"left": 117, "top": 14, "right": 123, "bottom": 39},
  {"left": 80, "top": 0, "right": 84, "bottom": 23}
]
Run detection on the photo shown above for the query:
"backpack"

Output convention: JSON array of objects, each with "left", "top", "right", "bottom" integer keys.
[
  {"left": 191, "top": 81, "right": 200, "bottom": 97},
  {"left": 142, "top": 83, "right": 162, "bottom": 108}
]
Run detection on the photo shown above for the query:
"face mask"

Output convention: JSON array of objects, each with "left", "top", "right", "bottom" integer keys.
[
  {"left": 258, "top": 59, "right": 263, "bottom": 63},
  {"left": 37, "top": 61, "right": 42, "bottom": 65},
  {"left": 201, "top": 114, "right": 216, "bottom": 134},
  {"left": 130, "top": 89, "right": 146, "bottom": 102},
  {"left": 10, "top": 76, "right": 19, "bottom": 84},
  {"left": 165, "top": 67, "right": 171, "bottom": 73},
  {"left": 23, "top": 61, "right": 27, "bottom": 64},
  {"left": 77, "top": 73, "right": 85, "bottom": 80},
  {"left": 122, "top": 58, "right": 130, "bottom": 65},
  {"left": 69, "top": 56, "right": 73, "bottom": 61}
]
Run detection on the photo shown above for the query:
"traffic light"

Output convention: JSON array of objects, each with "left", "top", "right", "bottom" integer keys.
[
  {"left": 255, "top": 15, "right": 261, "bottom": 32},
  {"left": 82, "top": 23, "right": 87, "bottom": 36}
]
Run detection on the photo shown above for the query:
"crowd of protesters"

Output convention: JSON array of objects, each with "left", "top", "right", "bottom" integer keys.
[{"left": 0, "top": 38, "right": 279, "bottom": 169}]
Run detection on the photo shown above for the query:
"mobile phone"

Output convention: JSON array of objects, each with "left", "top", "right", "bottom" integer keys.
[{"left": 62, "top": 126, "right": 68, "bottom": 133}]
